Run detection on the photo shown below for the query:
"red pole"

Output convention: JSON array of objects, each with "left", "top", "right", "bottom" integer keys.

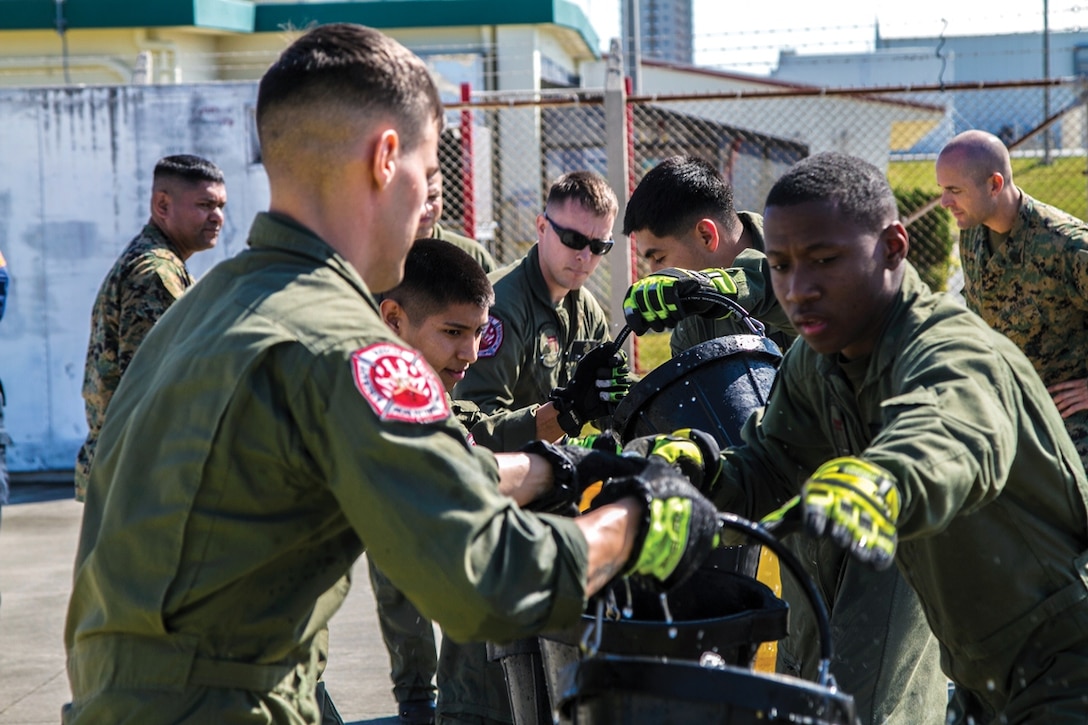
[
  {"left": 624, "top": 75, "right": 642, "bottom": 373},
  {"left": 459, "top": 83, "right": 476, "bottom": 239}
]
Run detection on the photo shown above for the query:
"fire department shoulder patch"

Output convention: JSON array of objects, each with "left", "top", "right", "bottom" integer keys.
[
  {"left": 351, "top": 342, "right": 450, "bottom": 424},
  {"left": 478, "top": 315, "right": 504, "bottom": 358}
]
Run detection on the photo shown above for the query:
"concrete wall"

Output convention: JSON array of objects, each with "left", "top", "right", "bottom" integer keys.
[{"left": 0, "top": 82, "right": 269, "bottom": 473}]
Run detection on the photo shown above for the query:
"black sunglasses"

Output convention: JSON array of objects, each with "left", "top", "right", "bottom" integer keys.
[{"left": 544, "top": 213, "right": 614, "bottom": 256}]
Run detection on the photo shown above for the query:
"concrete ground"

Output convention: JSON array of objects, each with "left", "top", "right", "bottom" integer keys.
[{"left": 0, "top": 477, "right": 425, "bottom": 725}]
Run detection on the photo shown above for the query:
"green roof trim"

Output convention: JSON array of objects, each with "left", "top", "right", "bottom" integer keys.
[
  {"left": 0, "top": 0, "right": 254, "bottom": 32},
  {"left": 255, "top": 1, "right": 598, "bottom": 57},
  {"left": 0, "top": 0, "right": 598, "bottom": 57}
]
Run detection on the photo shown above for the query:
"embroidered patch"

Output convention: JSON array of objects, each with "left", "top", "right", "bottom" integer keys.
[
  {"left": 479, "top": 315, "right": 504, "bottom": 358},
  {"left": 538, "top": 327, "right": 561, "bottom": 368},
  {"left": 351, "top": 342, "right": 450, "bottom": 424}
]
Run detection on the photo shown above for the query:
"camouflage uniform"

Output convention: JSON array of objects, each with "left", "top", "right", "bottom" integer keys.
[
  {"left": 960, "top": 192, "right": 1088, "bottom": 469},
  {"left": 74, "top": 223, "right": 194, "bottom": 501},
  {"left": 717, "top": 264, "right": 1088, "bottom": 722},
  {"left": 433, "top": 223, "right": 496, "bottom": 274},
  {"left": 454, "top": 244, "right": 611, "bottom": 452},
  {"left": 668, "top": 212, "right": 795, "bottom": 356}
]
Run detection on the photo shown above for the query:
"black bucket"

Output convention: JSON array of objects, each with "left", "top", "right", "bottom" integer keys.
[
  {"left": 558, "top": 656, "right": 857, "bottom": 724},
  {"left": 486, "top": 638, "right": 552, "bottom": 725},
  {"left": 613, "top": 334, "right": 782, "bottom": 449}
]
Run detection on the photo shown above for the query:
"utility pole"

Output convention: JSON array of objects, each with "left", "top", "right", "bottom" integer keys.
[{"left": 621, "top": 0, "right": 642, "bottom": 94}]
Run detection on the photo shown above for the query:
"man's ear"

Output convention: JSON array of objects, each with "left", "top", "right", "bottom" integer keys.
[
  {"left": 371, "top": 129, "right": 400, "bottom": 191},
  {"left": 882, "top": 221, "right": 910, "bottom": 267},
  {"left": 151, "top": 189, "right": 170, "bottom": 223},
  {"left": 535, "top": 212, "right": 548, "bottom": 243},
  {"left": 695, "top": 219, "right": 720, "bottom": 253},
  {"left": 989, "top": 172, "right": 1006, "bottom": 196},
  {"left": 380, "top": 298, "right": 405, "bottom": 333}
]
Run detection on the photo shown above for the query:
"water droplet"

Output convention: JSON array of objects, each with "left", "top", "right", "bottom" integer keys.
[
  {"left": 986, "top": 678, "right": 996, "bottom": 691},
  {"left": 622, "top": 606, "right": 633, "bottom": 619},
  {"left": 668, "top": 626, "right": 678, "bottom": 639}
]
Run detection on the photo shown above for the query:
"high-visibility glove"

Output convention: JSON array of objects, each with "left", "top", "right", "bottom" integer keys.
[
  {"left": 589, "top": 459, "right": 722, "bottom": 591},
  {"left": 622, "top": 428, "right": 722, "bottom": 494},
  {"left": 550, "top": 344, "right": 632, "bottom": 436},
  {"left": 519, "top": 439, "right": 648, "bottom": 516},
  {"left": 801, "top": 457, "right": 901, "bottom": 571},
  {"left": 564, "top": 431, "right": 623, "bottom": 511},
  {"left": 623, "top": 268, "right": 739, "bottom": 335}
]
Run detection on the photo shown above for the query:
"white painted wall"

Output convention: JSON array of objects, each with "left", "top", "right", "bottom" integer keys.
[{"left": 0, "top": 82, "right": 269, "bottom": 472}]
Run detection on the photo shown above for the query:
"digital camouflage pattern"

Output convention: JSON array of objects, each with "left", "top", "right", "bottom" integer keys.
[
  {"left": 74, "top": 223, "right": 194, "bottom": 501},
  {"left": 960, "top": 192, "right": 1088, "bottom": 468}
]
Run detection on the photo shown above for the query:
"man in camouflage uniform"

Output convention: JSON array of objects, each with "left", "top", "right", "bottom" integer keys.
[
  {"left": 622, "top": 155, "right": 947, "bottom": 725},
  {"left": 74, "top": 154, "right": 226, "bottom": 500},
  {"left": 937, "top": 129, "right": 1088, "bottom": 469},
  {"left": 417, "top": 171, "right": 496, "bottom": 273},
  {"left": 455, "top": 171, "right": 628, "bottom": 451},
  {"left": 62, "top": 25, "right": 720, "bottom": 724}
]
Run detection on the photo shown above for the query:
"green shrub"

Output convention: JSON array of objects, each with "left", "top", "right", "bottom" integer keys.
[{"left": 896, "top": 187, "right": 956, "bottom": 292}]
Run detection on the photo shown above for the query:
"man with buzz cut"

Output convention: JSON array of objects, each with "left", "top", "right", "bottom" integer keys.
[
  {"left": 62, "top": 24, "right": 720, "bottom": 724},
  {"left": 622, "top": 154, "right": 947, "bottom": 725},
  {"left": 75, "top": 153, "right": 226, "bottom": 501}
]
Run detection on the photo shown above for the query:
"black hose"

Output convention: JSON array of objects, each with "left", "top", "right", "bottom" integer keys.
[
  {"left": 716, "top": 512, "right": 834, "bottom": 668},
  {"left": 686, "top": 290, "right": 766, "bottom": 336}
]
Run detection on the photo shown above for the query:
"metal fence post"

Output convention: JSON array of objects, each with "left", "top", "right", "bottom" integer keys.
[{"left": 604, "top": 38, "right": 633, "bottom": 357}]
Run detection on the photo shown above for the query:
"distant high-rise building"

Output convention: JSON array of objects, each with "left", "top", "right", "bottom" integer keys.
[{"left": 623, "top": 0, "right": 694, "bottom": 66}]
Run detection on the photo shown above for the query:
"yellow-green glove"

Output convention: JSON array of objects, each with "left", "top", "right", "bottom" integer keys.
[
  {"left": 801, "top": 457, "right": 900, "bottom": 571},
  {"left": 589, "top": 460, "right": 721, "bottom": 591},
  {"left": 623, "top": 268, "right": 739, "bottom": 334},
  {"left": 621, "top": 428, "right": 722, "bottom": 493}
]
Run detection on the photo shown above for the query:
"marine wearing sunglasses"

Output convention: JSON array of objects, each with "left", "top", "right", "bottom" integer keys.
[{"left": 544, "top": 212, "right": 614, "bottom": 256}]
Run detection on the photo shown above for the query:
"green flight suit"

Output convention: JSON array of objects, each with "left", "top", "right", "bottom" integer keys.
[
  {"left": 367, "top": 561, "right": 438, "bottom": 706},
  {"left": 63, "top": 212, "right": 590, "bottom": 725},
  {"left": 433, "top": 223, "right": 496, "bottom": 274},
  {"left": 960, "top": 192, "right": 1088, "bottom": 470},
  {"left": 716, "top": 264, "right": 1088, "bottom": 722},
  {"left": 75, "top": 223, "right": 195, "bottom": 501},
  {"left": 668, "top": 212, "right": 796, "bottom": 356},
  {"left": 454, "top": 244, "right": 611, "bottom": 452},
  {"left": 657, "top": 229, "right": 945, "bottom": 724}
]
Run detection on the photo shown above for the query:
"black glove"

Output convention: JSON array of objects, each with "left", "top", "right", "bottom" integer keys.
[
  {"left": 519, "top": 439, "right": 649, "bottom": 516},
  {"left": 589, "top": 459, "right": 721, "bottom": 591},
  {"left": 622, "top": 428, "right": 722, "bottom": 494},
  {"left": 550, "top": 344, "right": 632, "bottom": 436},
  {"left": 623, "top": 268, "right": 739, "bottom": 335}
]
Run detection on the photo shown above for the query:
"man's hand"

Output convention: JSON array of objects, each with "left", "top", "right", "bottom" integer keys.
[
  {"left": 519, "top": 439, "right": 647, "bottom": 516},
  {"left": 1048, "top": 378, "right": 1088, "bottom": 419},
  {"left": 550, "top": 344, "right": 632, "bottom": 436},
  {"left": 589, "top": 460, "right": 721, "bottom": 590},
  {"left": 801, "top": 457, "right": 900, "bottom": 571},
  {"left": 622, "top": 268, "right": 739, "bottom": 335},
  {"left": 622, "top": 428, "right": 721, "bottom": 493}
]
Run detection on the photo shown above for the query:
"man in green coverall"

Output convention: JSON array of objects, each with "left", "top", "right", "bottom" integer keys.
[
  {"left": 417, "top": 171, "right": 496, "bottom": 274},
  {"left": 622, "top": 155, "right": 947, "bottom": 724},
  {"left": 454, "top": 171, "right": 629, "bottom": 450},
  {"left": 62, "top": 24, "right": 721, "bottom": 725},
  {"left": 631, "top": 151, "right": 1088, "bottom": 722}
]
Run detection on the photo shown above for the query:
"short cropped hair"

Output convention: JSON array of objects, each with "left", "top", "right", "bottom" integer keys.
[
  {"left": 546, "top": 171, "right": 618, "bottom": 219},
  {"left": 256, "top": 24, "right": 443, "bottom": 163},
  {"left": 153, "top": 155, "right": 224, "bottom": 185},
  {"left": 386, "top": 239, "right": 494, "bottom": 321},
  {"left": 765, "top": 152, "right": 898, "bottom": 233},
  {"left": 623, "top": 155, "right": 736, "bottom": 237}
]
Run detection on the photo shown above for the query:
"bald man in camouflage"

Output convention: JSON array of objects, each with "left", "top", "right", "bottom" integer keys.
[
  {"left": 75, "top": 154, "right": 226, "bottom": 500},
  {"left": 937, "top": 129, "right": 1088, "bottom": 470}
]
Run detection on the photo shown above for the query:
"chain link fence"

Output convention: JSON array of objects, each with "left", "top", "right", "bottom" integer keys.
[{"left": 438, "top": 77, "right": 1088, "bottom": 303}]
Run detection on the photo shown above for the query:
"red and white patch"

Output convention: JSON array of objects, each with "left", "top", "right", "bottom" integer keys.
[
  {"left": 478, "top": 315, "right": 504, "bottom": 358},
  {"left": 351, "top": 342, "right": 450, "bottom": 424}
]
